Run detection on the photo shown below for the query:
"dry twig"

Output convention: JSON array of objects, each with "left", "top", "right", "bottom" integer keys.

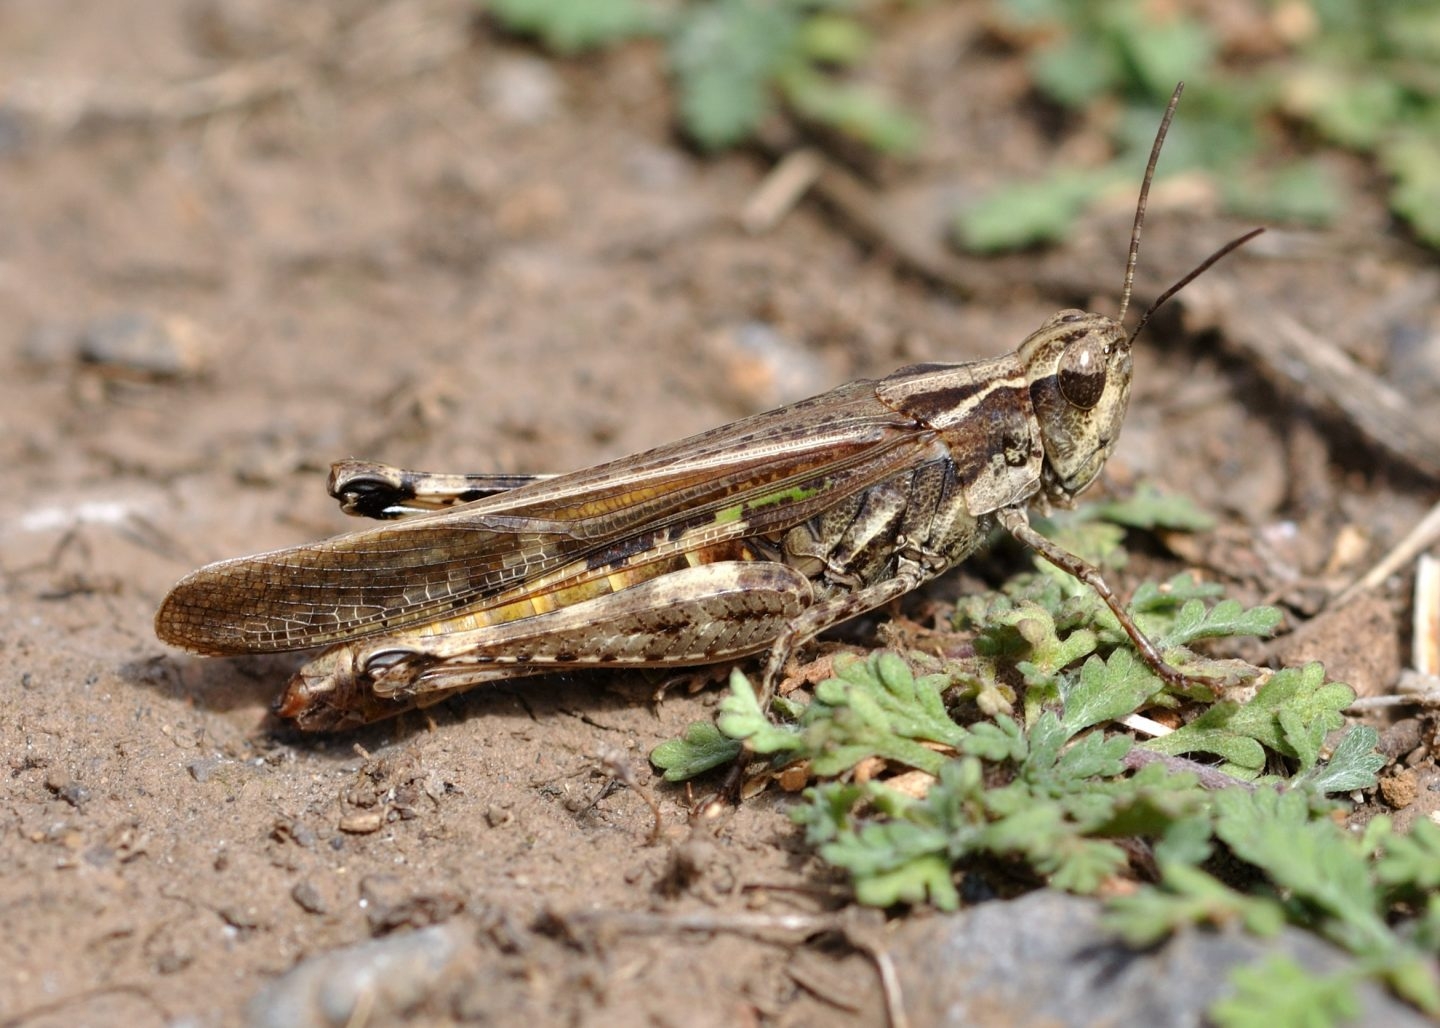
[
  {"left": 1337, "top": 498, "right": 1440, "bottom": 603},
  {"left": 1181, "top": 279, "right": 1440, "bottom": 481}
]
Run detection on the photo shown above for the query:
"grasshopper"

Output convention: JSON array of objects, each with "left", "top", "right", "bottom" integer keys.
[{"left": 155, "top": 84, "right": 1260, "bottom": 732}]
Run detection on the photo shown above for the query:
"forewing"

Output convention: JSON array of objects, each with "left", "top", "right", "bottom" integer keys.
[{"left": 156, "top": 380, "right": 937, "bottom": 655}]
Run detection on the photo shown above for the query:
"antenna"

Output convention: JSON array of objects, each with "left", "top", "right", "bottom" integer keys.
[
  {"left": 1117, "top": 82, "right": 1185, "bottom": 325},
  {"left": 1127, "top": 227, "right": 1265, "bottom": 344},
  {"left": 1118, "top": 82, "right": 1264, "bottom": 342}
]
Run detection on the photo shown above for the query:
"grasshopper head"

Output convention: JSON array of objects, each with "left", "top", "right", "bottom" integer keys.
[
  {"left": 1011, "top": 84, "right": 1262, "bottom": 509},
  {"left": 1018, "top": 310, "right": 1132, "bottom": 506}
]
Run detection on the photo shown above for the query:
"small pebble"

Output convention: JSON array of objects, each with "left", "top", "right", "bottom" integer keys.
[
  {"left": 291, "top": 881, "right": 328, "bottom": 915},
  {"left": 247, "top": 923, "right": 466, "bottom": 1028},
  {"left": 186, "top": 757, "right": 220, "bottom": 784},
  {"left": 44, "top": 772, "right": 90, "bottom": 809},
  {"left": 338, "top": 811, "right": 385, "bottom": 834},
  {"left": 78, "top": 312, "right": 211, "bottom": 378},
  {"left": 484, "top": 56, "right": 561, "bottom": 126}
]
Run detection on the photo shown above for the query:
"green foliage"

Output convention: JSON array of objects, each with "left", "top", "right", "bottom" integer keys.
[
  {"left": 1373, "top": 816, "right": 1440, "bottom": 895},
  {"left": 701, "top": 653, "right": 971, "bottom": 777},
  {"left": 669, "top": 0, "right": 799, "bottom": 149},
  {"left": 777, "top": 64, "right": 922, "bottom": 155},
  {"left": 1221, "top": 161, "right": 1343, "bottom": 229},
  {"left": 647, "top": 484, "right": 1431, "bottom": 1017},
  {"left": 1303, "top": 724, "right": 1387, "bottom": 795},
  {"left": 1084, "top": 482, "right": 1216, "bottom": 533},
  {"left": 488, "top": 0, "right": 656, "bottom": 53},
  {"left": 958, "top": 168, "right": 1116, "bottom": 252},
  {"left": 1105, "top": 859, "right": 1288, "bottom": 945},
  {"left": 487, "top": 2, "right": 1440, "bottom": 247},
  {"left": 961, "top": 500, "right": 1280, "bottom": 718},
  {"left": 802, "top": 652, "right": 971, "bottom": 775},
  {"left": 1151, "top": 596, "right": 1283, "bottom": 651},
  {"left": 970, "top": 0, "right": 1440, "bottom": 251},
  {"left": 791, "top": 728, "right": 1212, "bottom": 908},
  {"left": 1210, "top": 956, "right": 1363, "bottom": 1028},
  {"left": 1144, "top": 664, "right": 1359, "bottom": 778},
  {"left": 650, "top": 717, "right": 742, "bottom": 782},
  {"left": 1060, "top": 648, "right": 1164, "bottom": 735},
  {"left": 1112, "top": 791, "right": 1440, "bottom": 1019},
  {"left": 1381, "top": 135, "right": 1440, "bottom": 248},
  {"left": 484, "top": 0, "right": 921, "bottom": 154}
]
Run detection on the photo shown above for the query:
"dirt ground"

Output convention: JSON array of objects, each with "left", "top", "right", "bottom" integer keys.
[{"left": 3, "top": 2, "right": 1438, "bottom": 1026}]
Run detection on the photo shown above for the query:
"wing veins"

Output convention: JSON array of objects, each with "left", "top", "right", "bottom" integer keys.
[{"left": 156, "top": 383, "right": 931, "bottom": 653}]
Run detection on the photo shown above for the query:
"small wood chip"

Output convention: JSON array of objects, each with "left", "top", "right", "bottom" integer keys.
[
  {"left": 338, "top": 811, "right": 384, "bottom": 834},
  {"left": 1415, "top": 553, "right": 1439, "bottom": 676},
  {"left": 741, "top": 148, "right": 823, "bottom": 234}
]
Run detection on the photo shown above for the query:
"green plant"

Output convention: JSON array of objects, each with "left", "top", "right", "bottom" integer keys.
[
  {"left": 1110, "top": 796, "right": 1440, "bottom": 1021},
  {"left": 960, "top": 0, "right": 1440, "bottom": 251},
  {"left": 485, "top": 0, "right": 921, "bottom": 153},
  {"left": 651, "top": 488, "right": 1430, "bottom": 1020},
  {"left": 485, "top": 2, "right": 1440, "bottom": 251},
  {"left": 487, "top": 0, "right": 657, "bottom": 53}
]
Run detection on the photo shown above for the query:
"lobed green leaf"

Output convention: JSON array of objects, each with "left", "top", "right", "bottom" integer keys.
[
  {"left": 649, "top": 720, "right": 742, "bottom": 781},
  {"left": 488, "top": 0, "right": 656, "bottom": 53},
  {"left": 669, "top": 0, "right": 797, "bottom": 149}
]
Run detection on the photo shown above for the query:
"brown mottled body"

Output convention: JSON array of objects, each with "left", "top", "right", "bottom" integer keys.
[
  {"left": 154, "top": 84, "right": 1259, "bottom": 730},
  {"left": 153, "top": 310, "right": 1135, "bottom": 730}
]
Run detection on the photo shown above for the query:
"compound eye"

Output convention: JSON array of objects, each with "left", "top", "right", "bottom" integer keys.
[{"left": 1057, "top": 338, "right": 1108, "bottom": 409}]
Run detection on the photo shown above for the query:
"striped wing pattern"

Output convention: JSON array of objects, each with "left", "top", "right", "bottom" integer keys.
[{"left": 156, "top": 381, "right": 941, "bottom": 655}]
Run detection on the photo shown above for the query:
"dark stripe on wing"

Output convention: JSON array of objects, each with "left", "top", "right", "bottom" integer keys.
[{"left": 155, "top": 380, "right": 932, "bottom": 654}]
